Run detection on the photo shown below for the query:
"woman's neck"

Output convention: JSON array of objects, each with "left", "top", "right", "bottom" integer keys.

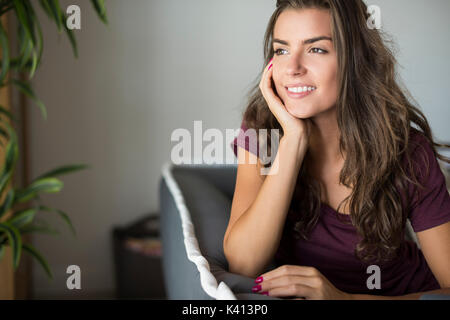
[{"left": 308, "top": 106, "right": 344, "bottom": 167}]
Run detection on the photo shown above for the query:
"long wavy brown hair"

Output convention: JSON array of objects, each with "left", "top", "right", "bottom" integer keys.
[{"left": 241, "top": 0, "right": 450, "bottom": 264}]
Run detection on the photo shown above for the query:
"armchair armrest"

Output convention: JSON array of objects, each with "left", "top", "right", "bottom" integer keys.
[{"left": 159, "top": 162, "right": 281, "bottom": 300}]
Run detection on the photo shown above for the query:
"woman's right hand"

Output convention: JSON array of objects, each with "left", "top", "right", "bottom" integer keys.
[{"left": 259, "top": 57, "right": 312, "bottom": 157}]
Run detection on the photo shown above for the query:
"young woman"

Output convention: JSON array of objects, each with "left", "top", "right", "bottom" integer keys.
[{"left": 223, "top": 0, "right": 450, "bottom": 300}]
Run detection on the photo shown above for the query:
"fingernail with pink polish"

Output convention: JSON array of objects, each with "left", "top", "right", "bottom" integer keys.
[
  {"left": 255, "top": 276, "right": 263, "bottom": 284},
  {"left": 268, "top": 64, "right": 273, "bottom": 70},
  {"left": 252, "top": 285, "right": 262, "bottom": 293},
  {"left": 261, "top": 291, "right": 269, "bottom": 296}
]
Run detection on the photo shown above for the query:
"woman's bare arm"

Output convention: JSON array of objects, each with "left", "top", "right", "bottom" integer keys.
[{"left": 223, "top": 133, "right": 307, "bottom": 278}]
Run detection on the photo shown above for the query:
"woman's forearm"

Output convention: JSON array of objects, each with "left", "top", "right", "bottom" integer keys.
[{"left": 224, "top": 134, "right": 306, "bottom": 278}]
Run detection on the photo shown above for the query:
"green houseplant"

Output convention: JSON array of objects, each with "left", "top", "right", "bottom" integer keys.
[{"left": 0, "top": 0, "right": 107, "bottom": 279}]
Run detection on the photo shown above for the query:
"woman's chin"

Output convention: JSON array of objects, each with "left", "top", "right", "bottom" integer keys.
[{"left": 285, "top": 104, "right": 312, "bottom": 119}]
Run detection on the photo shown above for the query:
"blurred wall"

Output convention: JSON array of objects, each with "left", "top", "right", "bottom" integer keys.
[{"left": 23, "top": 0, "right": 450, "bottom": 298}]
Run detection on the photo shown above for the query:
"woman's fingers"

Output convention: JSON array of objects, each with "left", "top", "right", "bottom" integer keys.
[
  {"left": 258, "top": 274, "right": 319, "bottom": 293},
  {"left": 259, "top": 265, "right": 319, "bottom": 282},
  {"left": 267, "top": 283, "right": 315, "bottom": 299},
  {"left": 259, "top": 59, "right": 291, "bottom": 127},
  {"left": 258, "top": 58, "right": 310, "bottom": 139},
  {"left": 254, "top": 265, "right": 349, "bottom": 300},
  {"left": 257, "top": 58, "right": 312, "bottom": 159},
  {"left": 259, "top": 59, "right": 276, "bottom": 103}
]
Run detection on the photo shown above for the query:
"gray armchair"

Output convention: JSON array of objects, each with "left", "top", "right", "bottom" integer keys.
[{"left": 159, "top": 162, "right": 281, "bottom": 300}]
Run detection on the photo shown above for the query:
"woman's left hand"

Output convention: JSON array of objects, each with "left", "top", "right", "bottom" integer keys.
[{"left": 253, "top": 265, "right": 352, "bottom": 300}]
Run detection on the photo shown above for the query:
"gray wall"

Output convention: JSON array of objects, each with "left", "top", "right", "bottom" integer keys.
[{"left": 25, "top": 0, "right": 450, "bottom": 298}]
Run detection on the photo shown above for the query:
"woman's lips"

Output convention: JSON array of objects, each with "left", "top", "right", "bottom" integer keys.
[{"left": 285, "top": 87, "right": 316, "bottom": 99}]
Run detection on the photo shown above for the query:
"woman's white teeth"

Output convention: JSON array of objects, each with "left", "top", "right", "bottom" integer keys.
[{"left": 287, "top": 86, "right": 316, "bottom": 93}]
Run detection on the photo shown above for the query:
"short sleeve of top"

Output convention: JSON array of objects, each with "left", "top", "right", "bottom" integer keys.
[
  {"left": 406, "top": 131, "right": 450, "bottom": 232},
  {"left": 230, "top": 120, "right": 260, "bottom": 158}
]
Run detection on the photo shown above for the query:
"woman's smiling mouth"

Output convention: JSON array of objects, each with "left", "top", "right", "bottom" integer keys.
[{"left": 285, "top": 85, "right": 316, "bottom": 99}]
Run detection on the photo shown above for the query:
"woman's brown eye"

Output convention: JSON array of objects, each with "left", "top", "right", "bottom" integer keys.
[
  {"left": 310, "top": 47, "right": 328, "bottom": 54},
  {"left": 274, "top": 48, "right": 287, "bottom": 55}
]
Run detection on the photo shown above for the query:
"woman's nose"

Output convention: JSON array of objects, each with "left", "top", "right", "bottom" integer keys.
[{"left": 285, "top": 55, "right": 306, "bottom": 76}]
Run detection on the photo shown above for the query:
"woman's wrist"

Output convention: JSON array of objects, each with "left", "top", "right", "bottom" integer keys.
[{"left": 280, "top": 133, "right": 308, "bottom": 167}]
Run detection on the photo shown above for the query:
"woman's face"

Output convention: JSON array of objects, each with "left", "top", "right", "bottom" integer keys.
[{"left": 272, "top": 8, "right": 338, "bottom": 119}]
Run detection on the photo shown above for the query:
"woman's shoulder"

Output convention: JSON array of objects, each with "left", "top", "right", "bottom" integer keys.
[
  {"left": 402, "top": 129, "right": 436, "bottom": 172},
  {"left": 402, "top": 129, "right": 450, "bottom": 232},
  {"left": 231, "top": 119, "right": 259, "bottom": 158},
  {"left": 406, "top": 128, "right": 432, "bottom": 152}
]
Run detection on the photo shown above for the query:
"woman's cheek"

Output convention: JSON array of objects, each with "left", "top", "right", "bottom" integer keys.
[
  {"left": 274, "top": 81, "right": 282, "bottom": 97},
  {"left": 275, "top": 83, "right": 288, "bottom": 105},
  {"left": 272, "top": 74, "right": 284, "bottom": 99}
]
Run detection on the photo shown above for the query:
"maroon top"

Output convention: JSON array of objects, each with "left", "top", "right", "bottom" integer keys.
[{"left": 231, "top": 121, "right": 450, "bottom": 296}]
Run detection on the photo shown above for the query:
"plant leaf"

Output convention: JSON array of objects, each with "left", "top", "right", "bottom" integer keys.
[
  {"left": 38, "top": 205, "right": 76, "bottom": 237},
  {"left": 62, "top": 14, "right": 78, "bottom": 58},
  {"left": 0, "top": 189, "right": 15, "bottom": 220},
  {"left": 12, "top": 0, "right": 36, "bottom": 46},
  {"left": 16, "top": 21, "right": 35, "bottom": 71},
  {"left": 0, "top": 171, "right": 12, "bottom": 199},
  {"left": 14, "top": 177, "right": 63, "bottom": 204},
  {"left": 0, "top": 122, "right": 18, "bottom": 196},
  {"left": 22, "top": 0, "right": 43, "bottom": 79},
  {"left": 22, "top": 242, "right": 53, "bottom": 279},
  {"left": 10, "top": 78, "right": 47, "bottom": 120},
  {"left": 38, "top": 0, "right": 54, "bottom": 20},
  {"left": 0, "top": 20, "right": 10, "bottom": 86},
  {"left": 0, "top": 222, "right": 22, "bottom": 269},
  {"left": 0, "top": 105, "right": 17, "bottom": 122},
  {"left": 28, "top": 50, "right": 38, "bottom": 79},
  {"left": 90, "top": 0, "right": 108, "bottom": 24},
  {"left": 7, "top": 208, "right": 37, "bottom": 229},
  {"left": 34, "top": 164, "right": 89, "bottom": 181},
  {"left": 38, "top": 0, "right": 63, "bottom": 32}
]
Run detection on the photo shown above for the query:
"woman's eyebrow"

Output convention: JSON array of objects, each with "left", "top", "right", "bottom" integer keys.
[{"left": 273, "top": 36, "right": 332, "bottom": 46}]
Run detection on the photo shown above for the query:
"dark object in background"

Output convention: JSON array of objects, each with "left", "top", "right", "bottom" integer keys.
[{"left": 112, "top": 213, "right": 167, "bottom": 299}]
